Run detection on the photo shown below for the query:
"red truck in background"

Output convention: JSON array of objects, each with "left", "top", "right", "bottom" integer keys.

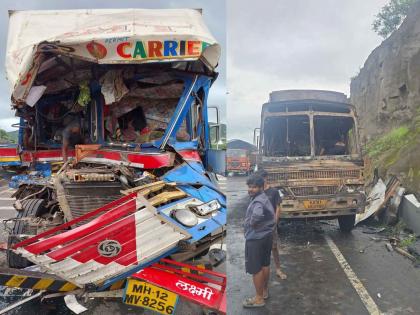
[{"left": 227, "top": 148, "right": 252, "bottom": 175}]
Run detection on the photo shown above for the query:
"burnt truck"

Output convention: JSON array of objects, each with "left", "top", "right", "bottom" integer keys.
[
  {"left": 257, "top": 90, "right": 366, "bottom": 232},
  {"left": 0, "top": 9, "right": 227, "bottom": 309}
]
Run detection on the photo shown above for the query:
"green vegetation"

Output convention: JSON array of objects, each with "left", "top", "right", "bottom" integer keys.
[
  {"left": 366, "top": 126, "right": 410, "bottom": 159},
  {"left": 372, "top": 0, "right": 418, "bottom": 38},
  {"left": 400, "top": 234, "right": 417, "bottom": 247},
  {"left": 7, "top": 130, "right": 18, "bottom": 143},
  {"left": 77, "top": 81, "right": 91, "bottom": 106},
  {"left": 0, "top": 129, "right": 17, "bottom": 144},
  {"left": 365, "top": 106, "right": 420, "bottom": 194}
]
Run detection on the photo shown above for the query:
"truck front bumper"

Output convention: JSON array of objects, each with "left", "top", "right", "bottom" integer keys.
[{"left": 281, "top": 192, "right": 366, "bottom": 219}]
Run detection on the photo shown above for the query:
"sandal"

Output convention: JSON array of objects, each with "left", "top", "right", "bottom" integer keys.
[
  {"left": 263, "top": 289, "right": 269, "bottom": 300},
  {"left": 276, "top": 269, "right": 287, "bottom": 280},
  {"left": 242, "top": 297, "right": 265, "bottom": 308}
]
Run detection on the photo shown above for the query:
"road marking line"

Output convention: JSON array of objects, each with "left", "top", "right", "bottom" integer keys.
[
  {"left": 0, "top": 198, "right": 15, "bottom": 201},
  {"left": 324, "top": 235, "right": 381, "bottom": 315},
  {"left": 0, "top": 188, "right": 14, "bottom": 195},
  {"left": 0, "top": 206, "right": 15, "bottom": 210}
]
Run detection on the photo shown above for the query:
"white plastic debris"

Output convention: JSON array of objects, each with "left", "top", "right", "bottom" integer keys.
[
  {"left": 64, "top": 295, "right": 88, "bottom": 314},
  {"left": 355, "top": 179, "right": 386, "bottom": 225}
]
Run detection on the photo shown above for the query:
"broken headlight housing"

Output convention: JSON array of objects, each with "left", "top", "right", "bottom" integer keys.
[{"left": 187, "top": 199, "right": 221, "bottom": 216}]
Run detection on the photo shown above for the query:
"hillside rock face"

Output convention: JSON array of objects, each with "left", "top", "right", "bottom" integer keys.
[
  {"left": 350, "top": 1, "right": 420, "bottom": 195},
  {"left": 350, "top": 1, "right": 420, "bottom": 138}
]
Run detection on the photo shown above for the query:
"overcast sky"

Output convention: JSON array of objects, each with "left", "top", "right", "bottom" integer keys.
[
  {"left": 227, "top": 0, "right": 388, "bottom": 143},
  {"left": 0, "top": 0, "right": 226, "bottom": 131}
]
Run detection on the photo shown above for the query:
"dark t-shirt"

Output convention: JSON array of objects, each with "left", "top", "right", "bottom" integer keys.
[{"left": 265, "top": 187, "right": 282, "bottom": 210}]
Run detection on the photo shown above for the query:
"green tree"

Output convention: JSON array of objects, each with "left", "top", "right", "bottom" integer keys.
[{"left": 372, "top": 0, "right": 418, "bottom": 38}]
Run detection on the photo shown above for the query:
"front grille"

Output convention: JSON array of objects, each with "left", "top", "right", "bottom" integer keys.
[
  {"left": 268, "top": 169, "right": 360, "bottom": 181},
  {"left": 230, "top": 162, "right": 240, "bottom": 167},
  {"left": 63, "top": 181, "right": 123, "bottom": 226},
  {"left": 291, "top": 186, "right": 338, "bottom": 196}
]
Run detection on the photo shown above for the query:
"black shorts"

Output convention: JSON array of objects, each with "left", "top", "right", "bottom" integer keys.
[{"left": 245, "top": 233, "right": 273, "bottom": 275}]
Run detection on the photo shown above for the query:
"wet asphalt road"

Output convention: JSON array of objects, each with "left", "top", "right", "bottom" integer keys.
[
  {"left": 227, "top": 176, "right": 420, "bottom": 315},
  {"left": 0, "top": 172, "right": 227, "bottom": 315}
]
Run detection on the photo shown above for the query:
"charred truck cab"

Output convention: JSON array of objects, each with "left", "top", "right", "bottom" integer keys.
[
  {"left": 258, "top": 90, "right": 365, "bottom": 232},
  {"left": 1, "top": 8, "right": 226, "bottom": 291}
]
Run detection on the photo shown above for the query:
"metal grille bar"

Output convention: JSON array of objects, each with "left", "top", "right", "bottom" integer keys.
[
  {"left": 268, "top": 169, "right": 360, "bottom": 181},
  {"left": 290, "top": 186, "right": 338, "bottom": 196}
]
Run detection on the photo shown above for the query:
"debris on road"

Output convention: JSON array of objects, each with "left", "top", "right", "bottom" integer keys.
[
  {"left": 64, "top": 294, "right": 88, "bottom": 314},
  {"left": 393, "top": 246, "right": 417, "bottom": 262},
  {"left": 407, "top": 241, "right": 420, "bottom": 259},
  {"left": 361, "top": 226, "right": 386, "bottom": 234},
  {"left": 356, "top": 176, "right": 403, "bottom": 225}
]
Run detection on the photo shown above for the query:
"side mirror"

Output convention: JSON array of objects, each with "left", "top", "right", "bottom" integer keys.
[
  {"left": 208, "top": 106, "right": 222, "bottom": 147},
  {"left": 253, "top": 128, "right": 260, "bottom": 147}
]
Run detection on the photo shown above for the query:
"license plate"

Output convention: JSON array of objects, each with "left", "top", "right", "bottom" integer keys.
[
  {"left": 303, "top": 199, "right": 327, "bottom": 210},
  {"left": 124, "top": 279, "right": 178, "bottom": 315}
]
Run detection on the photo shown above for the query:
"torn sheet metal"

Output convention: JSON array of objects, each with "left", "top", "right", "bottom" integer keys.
[
  {"left": 355, "top": 179, "right": 386, "bottom": 225},
  {"left": 13, "top": 193, "right": 189, "bottom": 288},
  {"left": 6, "top": 9, "right": 220, "bottom": 103}
]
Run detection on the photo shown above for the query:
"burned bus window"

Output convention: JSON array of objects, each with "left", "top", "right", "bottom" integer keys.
[
  {"left": 314, "top": 116, "right": 356, "bottom": 156},
  {"left": 263, "top": 115, "right": 310, "bottom": 157}
]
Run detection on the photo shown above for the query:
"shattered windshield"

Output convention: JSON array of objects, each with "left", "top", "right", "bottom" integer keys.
[
  {"left": 262, "top": 115, "right": 311, "bottom": 157},
  {"left": 19, "top": 57, "right": 199, "bottom": 150},
  {"left": 103, "top": 71, "right": 187, "bottom": 144},
  {"left": 262, "top": 114, "right": 358, "bottom": 157},
  {"left": 314, "top": 115, "right": 357, "bottom": 156}
]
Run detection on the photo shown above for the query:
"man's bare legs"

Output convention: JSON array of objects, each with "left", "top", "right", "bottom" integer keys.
[
  {"left": 262, "top": 266, "right": 270, "bottom": 298},
  {"left": 251, "top": 269, "right": 265, "bottom": 304},
  {"left": 272, "top": 232, "right": 287, "bottom": 280}
]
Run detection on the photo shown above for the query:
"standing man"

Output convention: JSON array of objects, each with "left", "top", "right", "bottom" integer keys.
[
  {"left": 258, "top": 170, "right": 287, "bottom": 280},
  {"left": 243, "top": 175, "right": 275, "bottom": 308}
]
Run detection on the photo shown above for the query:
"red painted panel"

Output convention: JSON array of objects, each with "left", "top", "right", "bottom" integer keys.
[
  {"left": 0, "top": 148, "right": 18, "bottom": 156},
  {"left": 19, "top": 148, "right": 173, "bottom": 168},
  {"left": 21, "top": 150, "right": 75, "bottom": 162},
  {"left": 47, "top": 215, "right": 135, "bottom": 261},
  {"left": 69, "top": 215, "right": 137, "bottom": 266},
  {"left": 127, "top": 152, "right": 173, "bottom": 168},
  {"left": 13, "top": 193, "right": 137, "bottom": 249},
  {"left": 25, "top": 199, "right": 136, "bottom": 254},
  {"left": 134, "top": 267, "right": 223, "bottom": 310},
  {"left": 178, "top": 150, "right": 201, "bottom": 161}
]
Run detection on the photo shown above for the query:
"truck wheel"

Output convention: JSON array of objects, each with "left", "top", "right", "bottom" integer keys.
[
  {"left": 338, "top": 214, "right": 356, "bottom": 233},
  {"left": 7, "top": 199, "right": 47, "bottom": 268}
]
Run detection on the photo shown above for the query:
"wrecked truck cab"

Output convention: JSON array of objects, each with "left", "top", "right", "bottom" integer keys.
[
  {"left": 258, "top": 90, "right": 365, "bottom": 232},
  {"left": 3, "top": 8, "right": 226, "bottom": 284}
]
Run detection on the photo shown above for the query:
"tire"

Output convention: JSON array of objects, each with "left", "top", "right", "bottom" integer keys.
[
  {"left": 338, "top": 214, "right": 356, "bottom": 233},
  {"left": 7, "top": 199, "right": 47, "bottom": 268}
]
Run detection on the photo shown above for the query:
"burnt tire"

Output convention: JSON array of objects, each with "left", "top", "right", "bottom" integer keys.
[
  {"left": 338, "top": 214, "right": 356, "bottom": 233},
  {"left": 7, "top": 199, "right": 47, "bottom": 268}
]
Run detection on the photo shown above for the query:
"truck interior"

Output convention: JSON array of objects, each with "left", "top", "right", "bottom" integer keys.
[
  {"left": 16, "top": 55, "right": 211, "bottom": 151},
  {"left": 314, "top": 116, "right": 357, "bottom": 156},
  {"left": 262, "top": 115, "right": 311, "bottom": 157},
  {"left": 262, "top": 114, "right": 358, "bottom": 157}
]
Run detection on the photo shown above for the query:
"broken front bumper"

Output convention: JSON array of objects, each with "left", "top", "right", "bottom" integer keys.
[{"left": 281, "top": 192, "right": 366, "bottom": 219}]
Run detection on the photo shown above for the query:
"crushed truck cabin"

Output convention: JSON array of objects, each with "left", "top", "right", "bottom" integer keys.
[{"left": 0, "top": 10, "right": 226, "bottom": 311}]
